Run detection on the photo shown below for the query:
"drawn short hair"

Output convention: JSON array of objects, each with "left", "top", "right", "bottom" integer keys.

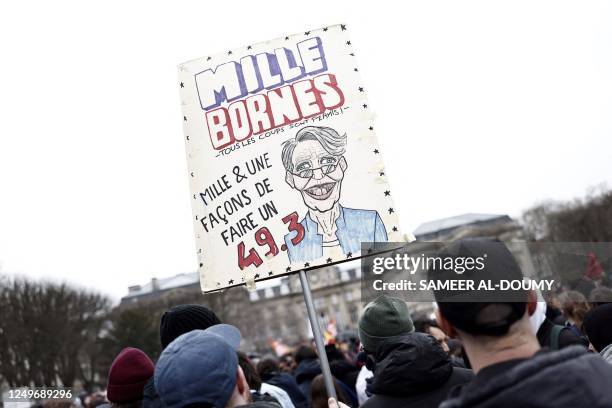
[{"left": 281, "top": 126, "right": 347, "bottom": 172}]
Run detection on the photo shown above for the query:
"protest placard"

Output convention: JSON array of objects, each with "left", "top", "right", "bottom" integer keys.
[{"left": 178, "top": 24, "right": 405, "bottom": 292}]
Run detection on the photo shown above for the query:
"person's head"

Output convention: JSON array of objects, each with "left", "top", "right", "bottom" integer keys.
[
  {"left": 282, "top": 126, "right": 348, "bottom": 212},
  {"left": 159, "top": 304, "right": 221, "bottom": 349},
  {"left": 559, "top": 290, "right": 589, "bottom": 329},
  {"left": 310, "top": 374, "right": 348, "bottom": 408},
  {"left": 237, "top": 351, "right": 262, "bottom": 392},
  {"left": 154, "top": 325, "right": 246, "bottom": 408},
  {"left": 589, "top": 286, "right": 612, "bottom": 308},
  {"left": 279, "top": 352, "right": 297, "bottom": 373},
  {"left": 429, "top": 239, "right": 539, "bottom": 372},
  {"left": 358, "top": 295, "right": 414, "bottom": 356},
  {"left": 414, "top": 318, "right": 450, "bottom": 353},
  {"left": 583, "top": 303, "right": 612, "bottom": 352},
  {"left": 106, "top": 347, "right": 155, "bottom": 405},
  {"left": 256, "top": 356, "right": 280, "bottom": 382},
  {"left": 294, "top": 345, "right": 318, "bottom": 365},
  {"left": 106, "top": 347, "right": 154, "bottom": 406}
]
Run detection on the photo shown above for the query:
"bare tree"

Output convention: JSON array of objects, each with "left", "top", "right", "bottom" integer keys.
[
  {"left": 522, "top": 187, "right": 612, "bottom": 242},
  {"left": 0, "top": 276, "right": 111, "bottom": 388}
]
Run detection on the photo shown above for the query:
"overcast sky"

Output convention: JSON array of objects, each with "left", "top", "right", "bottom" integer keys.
[{"left": 1, "top": 1, "right": 611, "bottom": 302}]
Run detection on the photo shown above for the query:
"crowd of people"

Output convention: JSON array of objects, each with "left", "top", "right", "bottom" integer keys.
[{"left": 78, "top": 239, "right": 612, "bottom": 408}]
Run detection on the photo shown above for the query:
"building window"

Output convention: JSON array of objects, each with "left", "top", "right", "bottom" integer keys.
[
  {"left": 349, "top": 306, "right": 359, "bottom": 324},
  {"left": 314, "top": 297, "right": 325, "bottom": 309}
]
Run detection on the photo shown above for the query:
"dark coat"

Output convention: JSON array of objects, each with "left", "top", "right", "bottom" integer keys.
[
  {"left": 265, "top": 372, "right": 308, "bottom": 408},
  {"left": 294, "top": 358, "right": 321, "bottom": 405},
  {"left": 536, "top": 318, "right": 587, "bottom": 349},
  {"left": 440, "top": 346, "right": 612, "bottom": 408},
  {"left": 142, "top": 377, "right": 164, "bottom": 408},
  {"left": 330, "top": 359, "right": 360, "bottom": 392},
  {"left": 362, "top": 333, "right": 474, "bottom": 408}
]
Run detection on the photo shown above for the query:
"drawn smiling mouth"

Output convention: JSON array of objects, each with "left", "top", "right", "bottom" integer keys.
[{"left": 304, "top": 182, "right": 335, "bottom": 200}]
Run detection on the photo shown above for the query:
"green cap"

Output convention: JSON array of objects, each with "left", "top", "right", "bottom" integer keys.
[{"left": 358, "top": 295, "right": 414, "bottom": 353}]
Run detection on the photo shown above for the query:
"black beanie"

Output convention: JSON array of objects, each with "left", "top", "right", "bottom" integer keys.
[
  {"left": 159, "top": 304, "right": 221, "bottom": 349},
  {"left": 583, "top": 303, "right": 612, "bottom": 352}
]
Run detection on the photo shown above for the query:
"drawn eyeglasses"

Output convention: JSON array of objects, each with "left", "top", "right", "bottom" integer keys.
[{"left": 293, "top": 163, "right": 338, "bottom": 179}]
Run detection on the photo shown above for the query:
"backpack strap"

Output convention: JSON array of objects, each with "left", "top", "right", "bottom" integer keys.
[{"left": 550, "top": 324, "right": 566, "bottom": 350}]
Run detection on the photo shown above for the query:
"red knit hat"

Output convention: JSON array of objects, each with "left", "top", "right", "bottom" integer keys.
[{"left": 107, "top": 347, "right": 154, "bottom": 403}]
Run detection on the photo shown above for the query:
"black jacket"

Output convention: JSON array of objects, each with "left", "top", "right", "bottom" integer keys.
[
  {"left": 362, "top": 333, "right": 474, "bottom": 408},
  {"left": 294, "top": 358, "right": 321, "bottom": 405},
  {"left": 142, "top": 377, "right": 164, "bottom": 408},
  {"left": 440, "top": 346, "right": 612, "bottom": 408},
  {"left": 536, "top": 318, "right": 586, "bottom": 349},
  {"left": 264, "top": 372, "right": 308, "bottom": 408}
]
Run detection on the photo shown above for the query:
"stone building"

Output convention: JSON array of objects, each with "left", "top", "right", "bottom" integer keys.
[
  {"left": 120, "top": 263, "right": 364, "bottom": 352},
  {"left": 119, "top": 213, "right": 529, "bottom": 352}
]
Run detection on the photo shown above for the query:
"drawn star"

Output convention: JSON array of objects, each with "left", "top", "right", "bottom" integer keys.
[
  {"left": 388, "top": 207, "right": 395, "bottom": 214},
  {"left": 326, "top": 257, "right": 333, "bottom": 263},
  {"left": 341, "top": 24, "right": 347, "bottom": 30},
  {"left": 346, "top": 41, "right": 351, "bottom": 45},
  {"left": 207, "top": 56, "right": 211, "bottom": 61},
  {"left": 254, "top": 273, "right": 260, "bottom": 279},
  {"left": 286, "top": 266, "right": 292, "bottom": 272},
  {"left": 247, "top": 45, "right": 252, "bottom": 50},
  {"left": 228, "top": 50, "right": 233, "bottom": 55},
  {"left": 354, "top": 68, "right": 358, "bottom": 72},
  {"left": 228, "top": 279, "right": 234, "bottom": 285},
  {"left": 392, "top": 226, "right": 398, "bottom": 232},
  {"left": 363, "top": 104, "right": 368, "bottom": 108},
  {"left": 304, "top": 262, "right": 310, "bottom": 268},
  {"left": 384, "top": 190, "right": 390, "bottom": 196},
  {"left": 180, "top": 82, "right": 184, "bottom": 88},
  {"left": 323, "top": 27, "right": 328, "bottom": 32},
  {"left": 369, "top": 126, "right": 374, "bottom": 131},
  {"left": 373, "top": 149, "right": 379, "bottom": 154},
  {"left": 183, "top": 116, "right": 187, "bottom": 121},
  {"left": 268, "top": 271, "right": 273, "bottom": 276},
  {"left": 358, "top": 87, "right": 364, "bottom": 92},
  {"left": 346, "top": 252, "right": 353, "bottom": 258},
  {"left": 305, "top": 31, "right": 310, "bottom": 35}
]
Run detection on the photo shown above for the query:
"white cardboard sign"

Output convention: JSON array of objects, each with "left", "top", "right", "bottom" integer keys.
[{"left": 178, "top": 24, "right": 404, "bottom": 292}]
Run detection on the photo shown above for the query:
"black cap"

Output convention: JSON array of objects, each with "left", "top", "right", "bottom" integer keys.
[
  {"left": 428, "top": 239, "right": 527, "bottom": 336},
  {"left": 159, "top": 304, "right": 221, "bottom": 349}
]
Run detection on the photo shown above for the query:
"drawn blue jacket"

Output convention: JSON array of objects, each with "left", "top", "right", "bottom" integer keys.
[{"left": 284, "top": 206, "right": 388, "bottom": 263}]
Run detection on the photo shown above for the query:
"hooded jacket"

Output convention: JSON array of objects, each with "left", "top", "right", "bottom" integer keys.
[
  {"left": 361, "top": 333, "right": 474, "bottom": 408},
  {"left": 441, "top": 346, "right": 612, "bottom": 408}
]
